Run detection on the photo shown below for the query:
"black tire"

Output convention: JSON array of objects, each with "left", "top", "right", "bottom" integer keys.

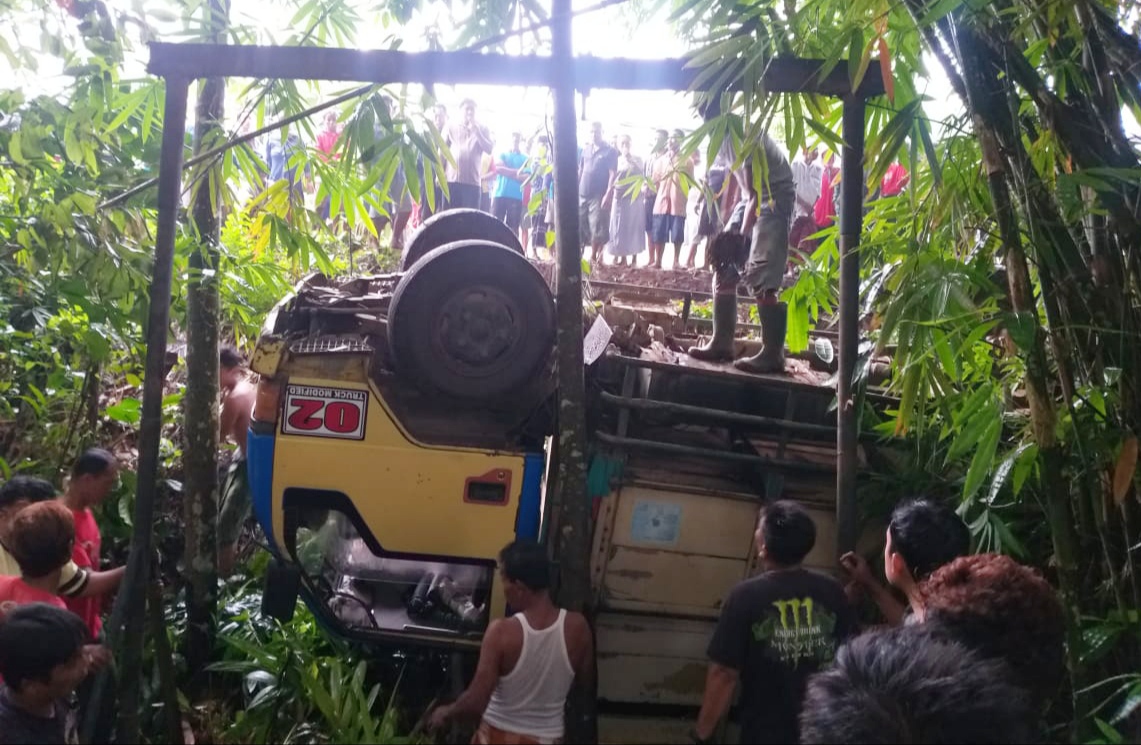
[
  {"left": 401, "top": 208, "right": 524, "bottom": 270},
  {"left": 388, "top": 240, "right": 555, "bottom": 399}
]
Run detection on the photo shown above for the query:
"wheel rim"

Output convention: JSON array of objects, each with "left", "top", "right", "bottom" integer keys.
[{"left": 431, "top": 284, "right": 524, "bottom": 377}]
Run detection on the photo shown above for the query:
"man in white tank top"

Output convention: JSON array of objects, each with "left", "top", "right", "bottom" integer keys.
[{"left": 428, "top": 541, "right": 593, "bottom": 744}]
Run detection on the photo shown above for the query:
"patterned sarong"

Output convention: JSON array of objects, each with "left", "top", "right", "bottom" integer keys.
[{"left": 471, "top": 721, "right": 564, "bottom": 745}]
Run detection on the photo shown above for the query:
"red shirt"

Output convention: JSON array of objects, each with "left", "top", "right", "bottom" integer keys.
[
  {"left": 317, "top": 129, "right": 341, "bottom": 161},
  {"left": 0, "top": 577, "right": 67, "bottom": 684},
  {"left": 881, "top": 163, "right": 909, "bottom": 197},
  {"left": 65, "top": 507, "right": 102, "bottom": 638},
  {"left": 0, "top": 575, "right": 66, "bottom": 616}
]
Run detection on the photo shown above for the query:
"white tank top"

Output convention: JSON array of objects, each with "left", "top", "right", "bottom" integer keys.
[{"left": 481, "top": 609, "right": 575, "bottom": 740}]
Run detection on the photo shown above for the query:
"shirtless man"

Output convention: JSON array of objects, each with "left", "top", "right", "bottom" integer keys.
[
  {"left": 429, "top": 541, "right": 593, "bottom": 745},
  {"left": 217, "top": 345, "right": 257, "bottom": 576}
]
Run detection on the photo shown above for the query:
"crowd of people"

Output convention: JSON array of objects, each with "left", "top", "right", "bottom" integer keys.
[
  {"left": 243, "top": 97, "right": 909, "bottom": 273},
  {"left": 0, "top": 443, "right": 1065, "bottom": 745},
  {"left": 0, "top": 452, "right": 124, "bottom": 743},
  {"left": 433, "top": 499, "right": 1064, "bottom": 745}
]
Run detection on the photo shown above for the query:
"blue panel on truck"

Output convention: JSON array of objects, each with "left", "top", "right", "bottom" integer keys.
[
  {"left": 247, "top": 428, "right": 277, "bottom": 554},
  {"left": 515, "top": 452, "right": 544, "bottom": 541}
]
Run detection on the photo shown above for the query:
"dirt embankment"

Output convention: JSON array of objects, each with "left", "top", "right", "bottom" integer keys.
[{"left": 529, "top": 259, "right": 715, "bottom": 295}]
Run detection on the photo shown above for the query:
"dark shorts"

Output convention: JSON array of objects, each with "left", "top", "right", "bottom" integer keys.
[
  {"left": 698, "top": 170, "right": 727, "bottom": 237},
  {"left": 579, "top": 196, "right": 611, "bottom": 245},
  {"left": 644, "top": 191, "right": 657, "bottom": 231},
  {"left": 789, "top": 214, "right": 817, "bottom": 251},
  {"left": 217, "top": 456, "right": 251, "bottom": 547},
  {"left": 743, "top": 206, "right": 792, "bottom": 295},
  {"left": 446, "top": 182, "right": 482, "bottom": 210},
  {"left": 480, "top": 191, "right": 492, "bottom": 213},
  {"left": 651, "top": 213, "right": 686, "bottom": 245},
  {"left": 492, "top": 197, "right": 523, "bottom": 231}
]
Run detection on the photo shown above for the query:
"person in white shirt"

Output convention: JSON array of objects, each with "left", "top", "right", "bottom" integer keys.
[
  {"left": 790, "top": 147, "right": 823, "bottom": 256},
  {"left": 428, "top": 541, "right": 594, "bottom": 744}
]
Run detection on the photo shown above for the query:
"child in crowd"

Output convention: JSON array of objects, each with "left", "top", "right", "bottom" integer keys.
[
  {"left": 0, "top": 603, "right": 92, "bottom": 744},
  {"left": 0, "top": 477, "right": 124, "bottom": 602},
  {"left": 59, "top": 449, "right": 122, "bottom": 637},
  {"left": 0, "top": 501, "right": 76, "bottom": 613}
]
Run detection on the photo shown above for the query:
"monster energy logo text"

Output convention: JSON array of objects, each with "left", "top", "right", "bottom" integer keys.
[{"left": 751, "top": 596, "right": 838, "bottom": 668}]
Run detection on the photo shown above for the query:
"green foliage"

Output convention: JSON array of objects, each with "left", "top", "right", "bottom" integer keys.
[{"left": 211, "top": 585, "right": 420, "bottom": 744}]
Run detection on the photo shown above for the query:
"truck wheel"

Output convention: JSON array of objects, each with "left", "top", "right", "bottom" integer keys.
[
  {"left": 388, "top": 240, "right": 555, "bottom": 399},
  {"left": 401, "top": 208, "right": 524, "bottom": 270}
]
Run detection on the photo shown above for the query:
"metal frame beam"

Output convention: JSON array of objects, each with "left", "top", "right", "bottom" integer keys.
[
  {"left": 146, "top": 43, "right": 886, "bottom": 97},
  {"left": 120, "top": 44, "right": 881, "bottom": 687}
]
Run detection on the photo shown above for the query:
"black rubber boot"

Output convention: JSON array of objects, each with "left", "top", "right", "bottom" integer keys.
[
  {"left": 688, "top": 274, "right": 738, "bottom": 362},
  {"left": 734, "top": 302, "right": 787, "bottom": 374}
]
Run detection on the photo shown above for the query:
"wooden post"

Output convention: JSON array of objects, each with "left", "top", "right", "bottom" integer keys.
[
  {"left": 183, "top": 0, "right": 226, "bottom": 687},
  {"left": 550, "top": 0, "right": 596, "bottom": 742},
  {"left": 115, "top": 75, "right": 190, "bottom": 744},
  {"left": 836, "top": 97, "right": 864, "bottom": 557}
]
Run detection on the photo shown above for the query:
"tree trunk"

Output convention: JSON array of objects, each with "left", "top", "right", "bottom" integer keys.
[
  {"left": 182, "top": 0, "right": 228, "bottom": 693},
  {"left": 900, "top": 0, "right": 1092, "bottom": 723},
  {"left": 549, "top": 0, "right": 596, "bottom": 741}
]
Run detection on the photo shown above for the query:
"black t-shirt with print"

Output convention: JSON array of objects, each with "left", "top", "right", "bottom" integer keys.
[{"left": 707, "top": 567, "right": 858, "bottom": 744}]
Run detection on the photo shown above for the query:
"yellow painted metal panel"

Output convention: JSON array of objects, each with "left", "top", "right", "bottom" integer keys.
[
  {"left": 802, "top": 503, "right": 838, "bottom": 571},
  {"left": 596, "top": 613, "right": 713, "bottom": 658},
  {"left": 598, "top": 655, "right": 707, "bottom": 706},
  {"left": 270, "top": 376, "right": 525, "bottom": 623},
  {"left": 598, "top": 715, "right": 703, "bottom": 745},
  {"left": 602, "top": 546, "right": 747, "bottom": 614},
  {"left": 596, "top": 612, "right": 713, "bottom": 706},
  {"left": 609, "top": 486, "right": 758, "bottom": 559}
]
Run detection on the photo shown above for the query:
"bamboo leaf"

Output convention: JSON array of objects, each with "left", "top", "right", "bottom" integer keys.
[
  {"left": 1112, "top": 436, "right": 1137, "bottom": 506},
  {"left": 963, "top": 416, "right": 1001, "bottom": 501},
  {"left": 1011, "top": 443, "right": 1038, "bottom": 496},
  {"left": 1110, "top": 682, "right": 1141, "bottom": 725},
  {"left": 877, "top": 37, "right": 895, "bottom": 104},
  {"left": 1004, "top": 311, "right": 1037, "bottom": 351},
  {"left": 919, "top": 0, "right": 964, "bottom": 25},
  {"left": 847, "top": 29, "right": 869, "bottom": 93}
]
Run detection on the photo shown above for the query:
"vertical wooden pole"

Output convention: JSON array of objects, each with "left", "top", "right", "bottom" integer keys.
[
  {"left": 184, "top": 66, "right": 225, "bottom": 696},
  {"left": 550, "top": 0, "right": 596, "bottom": 742},
  {"left": 116, "top": 75, "right": 190, "bottom": 744},
  {"left": 836, "top": 97, "right": 864, "bottom": 557}
]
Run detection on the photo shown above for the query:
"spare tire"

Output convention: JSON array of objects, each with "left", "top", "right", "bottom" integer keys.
[
  {"left": 388, "top": 240, "right": 555, "bottom": 400},
  {"left": 401, "top": 209, "right": 524, "bottom": 270}
]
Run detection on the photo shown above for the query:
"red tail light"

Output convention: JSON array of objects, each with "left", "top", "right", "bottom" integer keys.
[{"left": 253, "top": 378, "right": 284, "bottom": 424}]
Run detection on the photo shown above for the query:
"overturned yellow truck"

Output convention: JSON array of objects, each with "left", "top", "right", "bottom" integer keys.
[{"left": 246, "top": 209, "right": 870, "bottom": 741}]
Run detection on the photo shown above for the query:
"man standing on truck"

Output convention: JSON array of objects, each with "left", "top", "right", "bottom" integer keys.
[
  {"left": 688, "top": 120, "right": 796, "bottom": 375},
  {"left": 691, "top": 501, "right": 857, "bottom": 745},
  {"left": 217, "top": 345, "right": 257, "bottom": 577},
  {"left": 428, "top": 540, "right": 593, "bottom": 745}
]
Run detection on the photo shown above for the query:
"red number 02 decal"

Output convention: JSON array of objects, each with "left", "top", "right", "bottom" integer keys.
[
  {"left": 286, "top": 398, "right": 325, "bottom": 431},
  {"left": 322, "top": 401, "right": 361, "bottom": 434}
]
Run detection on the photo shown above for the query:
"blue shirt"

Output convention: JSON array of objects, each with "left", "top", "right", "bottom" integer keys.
[
  {"left": 493, "top": 151, "right": 528, "bottom": 201},
  {"left": 265, "top": 134, "right": 308, "bottom": 192}
]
